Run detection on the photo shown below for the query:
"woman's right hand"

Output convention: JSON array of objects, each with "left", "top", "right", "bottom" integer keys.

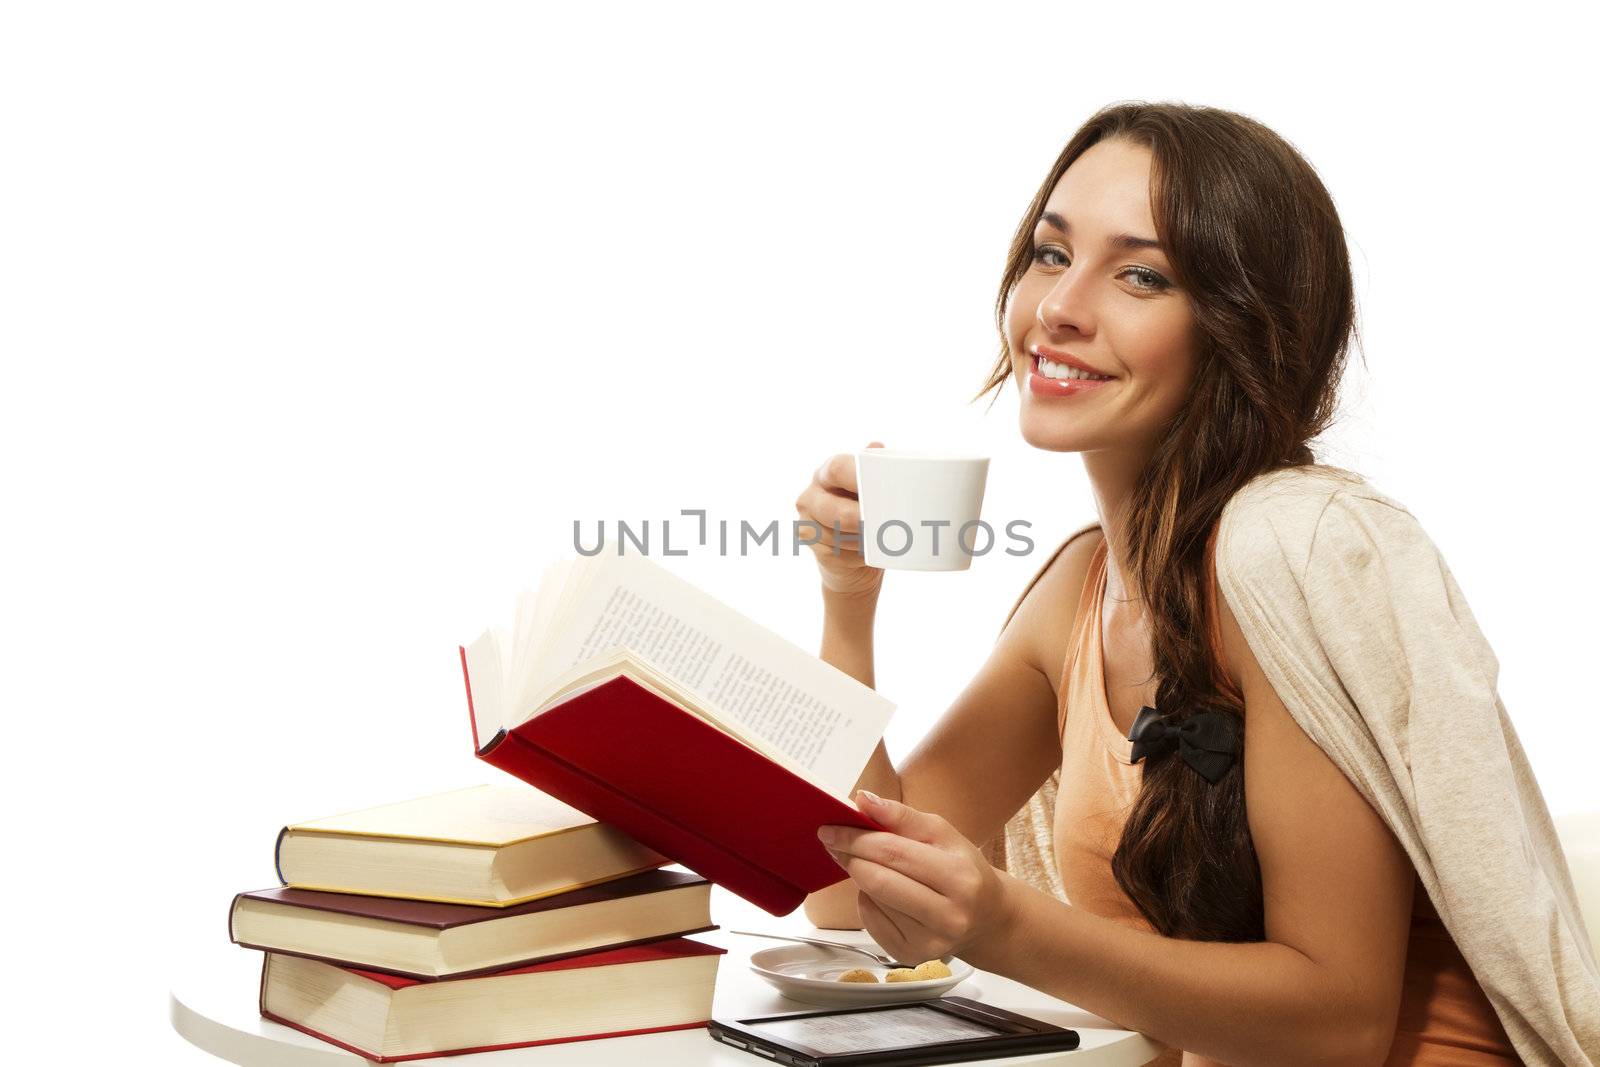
[{"left": 795, "top": 441, "right": 886, "bottom": 603}]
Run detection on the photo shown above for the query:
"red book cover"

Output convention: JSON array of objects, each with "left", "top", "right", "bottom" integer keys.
[
  {"left": 230, "top": 868, "right": 716, "bottom": 980},
  {"left": 260, "top": 937, "right": 727, "bottom": 1062},
  {"left": 460, "top": 648, "right": 881, "bottom": 916},
  {"left": 235, "top": 868, "right": 707, "bottom": 930}
]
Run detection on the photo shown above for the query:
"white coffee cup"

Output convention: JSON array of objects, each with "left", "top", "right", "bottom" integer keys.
[{"left": 854, "top": 448, "right": 992, "bottom": 571}]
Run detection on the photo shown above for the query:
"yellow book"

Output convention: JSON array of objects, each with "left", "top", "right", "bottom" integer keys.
[{"left": 274, "top": 784, "right": 666, "bottom": 906}]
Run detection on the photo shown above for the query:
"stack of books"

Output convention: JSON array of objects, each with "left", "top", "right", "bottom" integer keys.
[
  {"left": 230, "top": 547, "right": 899, "bottom": 1059},
  {"left": 229, "top": 784, "right": 724, "bottom": 1061}
]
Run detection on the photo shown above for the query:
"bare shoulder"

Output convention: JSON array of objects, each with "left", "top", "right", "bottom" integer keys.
[{"left": 999, "top": 524, "right": 1105, "bottom": 695}]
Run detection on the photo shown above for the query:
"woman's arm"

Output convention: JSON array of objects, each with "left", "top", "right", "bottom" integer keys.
[
  {"left": 820, "top": 587, "right": 1416, "bottom": 1067},
  {"left": 803, "top": 531, "right": 1101, "bottom": 929},
  {"left": 819, "top": 586, "right": 880, "bottom": 690},
  {"left": 804, "top": 588, "right": 898, "bottom": 927}
]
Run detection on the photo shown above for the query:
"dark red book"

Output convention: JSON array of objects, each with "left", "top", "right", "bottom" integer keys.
[
  {"left": 460, "top": 650, "right": 883, "bottom": 916},
  {"left": 259, "top": 936, "right": 725, "bottom": 1062},
  {"left": 230, "top": 868, "right": 714, "bottom": 979},
  {"left": 459, "top": 552, "right": 895, "bottom": 917}
]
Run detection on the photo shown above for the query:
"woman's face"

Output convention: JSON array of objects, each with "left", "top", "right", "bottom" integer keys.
[{"left": 1005, "top": 137, "right": 1199, "bottom": 458}]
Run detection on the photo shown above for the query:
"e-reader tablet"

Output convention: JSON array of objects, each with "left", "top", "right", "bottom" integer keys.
[{"left": 708, "top": 996, "right": 1081, "bottom": 1066}]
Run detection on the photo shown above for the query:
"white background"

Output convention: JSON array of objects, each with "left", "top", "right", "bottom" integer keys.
[{"left": 3, "top": 3, "right": 1595, "bottom": 1062}]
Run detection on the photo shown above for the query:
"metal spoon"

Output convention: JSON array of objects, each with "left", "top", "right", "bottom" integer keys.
[{"left": 729, "top": 930, "right": 918, "bottom": 969}]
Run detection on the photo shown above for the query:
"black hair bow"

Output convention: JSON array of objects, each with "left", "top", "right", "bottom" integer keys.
[{"left": 1127, "top": 705, "right": 1239, "bottom": 784}]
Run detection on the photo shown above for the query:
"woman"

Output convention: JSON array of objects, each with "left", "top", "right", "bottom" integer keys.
[{"left": 794, "top": 102, "right": 1597, "bottom": 1065}]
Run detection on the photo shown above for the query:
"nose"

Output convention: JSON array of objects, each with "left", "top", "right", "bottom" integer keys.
[{"left": 1035, "top": 265, "right": 1095, "bottom": 338}]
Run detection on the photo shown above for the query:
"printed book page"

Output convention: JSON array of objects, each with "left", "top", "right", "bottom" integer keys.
[
  {"left": 512, "top": 545, "right": 895, "bottom": 799},
  {"left": 530, "top": 648, "right": 818, "bottom": 787}
]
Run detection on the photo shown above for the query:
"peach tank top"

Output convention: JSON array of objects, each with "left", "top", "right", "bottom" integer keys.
[{"left": 1051, "top": 532, "right": 1519, "bottom": 1066}]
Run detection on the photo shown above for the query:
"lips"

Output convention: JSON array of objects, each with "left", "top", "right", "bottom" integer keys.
[{"left": 1027, "top": 353, "right": 1116, "bottom": 399}]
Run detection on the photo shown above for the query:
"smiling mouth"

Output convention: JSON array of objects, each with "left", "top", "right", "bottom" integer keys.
[
  {"left": 1025, "top": 354, "right": 1116, "bottom": 399},
  {"left": 1031, "top": 353, "right": 1114, "bottom": 382}
]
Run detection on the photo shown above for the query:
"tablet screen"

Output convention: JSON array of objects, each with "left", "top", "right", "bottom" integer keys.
[{"left": 743, "top": 1004, "right": 1005, "bottom": 1055}]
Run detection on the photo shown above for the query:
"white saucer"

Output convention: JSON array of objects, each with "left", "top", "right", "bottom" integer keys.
[{"left": 748, "top": 944, "right": 975, "bottom": 1007}]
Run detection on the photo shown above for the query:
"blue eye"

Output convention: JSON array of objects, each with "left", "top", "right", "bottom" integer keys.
[
  {"left": 1032, "top": 245, "right": 1067, "bottom": 268},
  {"left": 1123, "top": 266, "right": 1170, "bottom": 292}
]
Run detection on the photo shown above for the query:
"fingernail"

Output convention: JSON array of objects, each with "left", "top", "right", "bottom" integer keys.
[
  {"left": 858, "top": 789, "right": 881, "bottom": 807},
  {"left": 817, "top": 826, "right": 838, "bottom": 845}
]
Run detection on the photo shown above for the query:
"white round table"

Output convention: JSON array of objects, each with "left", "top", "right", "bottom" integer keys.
[{"left": 171, "top": 890, "right": 1163, "bottom": 1066}]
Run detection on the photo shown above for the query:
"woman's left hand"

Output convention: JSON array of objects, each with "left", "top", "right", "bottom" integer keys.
[{"left": 817, "top": 790, "right": 1015, "bottom": 964}]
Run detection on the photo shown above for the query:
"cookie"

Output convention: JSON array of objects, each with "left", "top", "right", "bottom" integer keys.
[
  {"left": 836, "top": 968, "right": 879, "bottom": 983},
  {"left": 913, "top": 959, "right": 952, "bottom": 980},
  {"left": 884, "top": 967, "right": 921, "bottom": 982}
]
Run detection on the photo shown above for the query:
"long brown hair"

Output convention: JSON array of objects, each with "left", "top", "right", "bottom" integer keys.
[{"left": 975, "top": 102, "right": 1359, "bottom": 942}]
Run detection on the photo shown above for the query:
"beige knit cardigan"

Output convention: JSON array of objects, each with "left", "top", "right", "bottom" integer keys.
[{"left": 984, "top": 464, "right": 1600, "bottom": 1065}]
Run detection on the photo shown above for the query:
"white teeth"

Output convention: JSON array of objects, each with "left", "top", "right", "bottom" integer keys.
[{"left": 1036, "top": 356, "right": 1111, "bottom": 381}]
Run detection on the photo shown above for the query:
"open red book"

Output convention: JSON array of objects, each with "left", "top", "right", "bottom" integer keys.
[{"left": 459, "top": 548, "right": 894, "bottom": 915}]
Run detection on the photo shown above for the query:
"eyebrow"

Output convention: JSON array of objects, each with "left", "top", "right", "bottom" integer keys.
[{"left": 1037, "top": 211, "right": 1164, "bottom": 254}]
